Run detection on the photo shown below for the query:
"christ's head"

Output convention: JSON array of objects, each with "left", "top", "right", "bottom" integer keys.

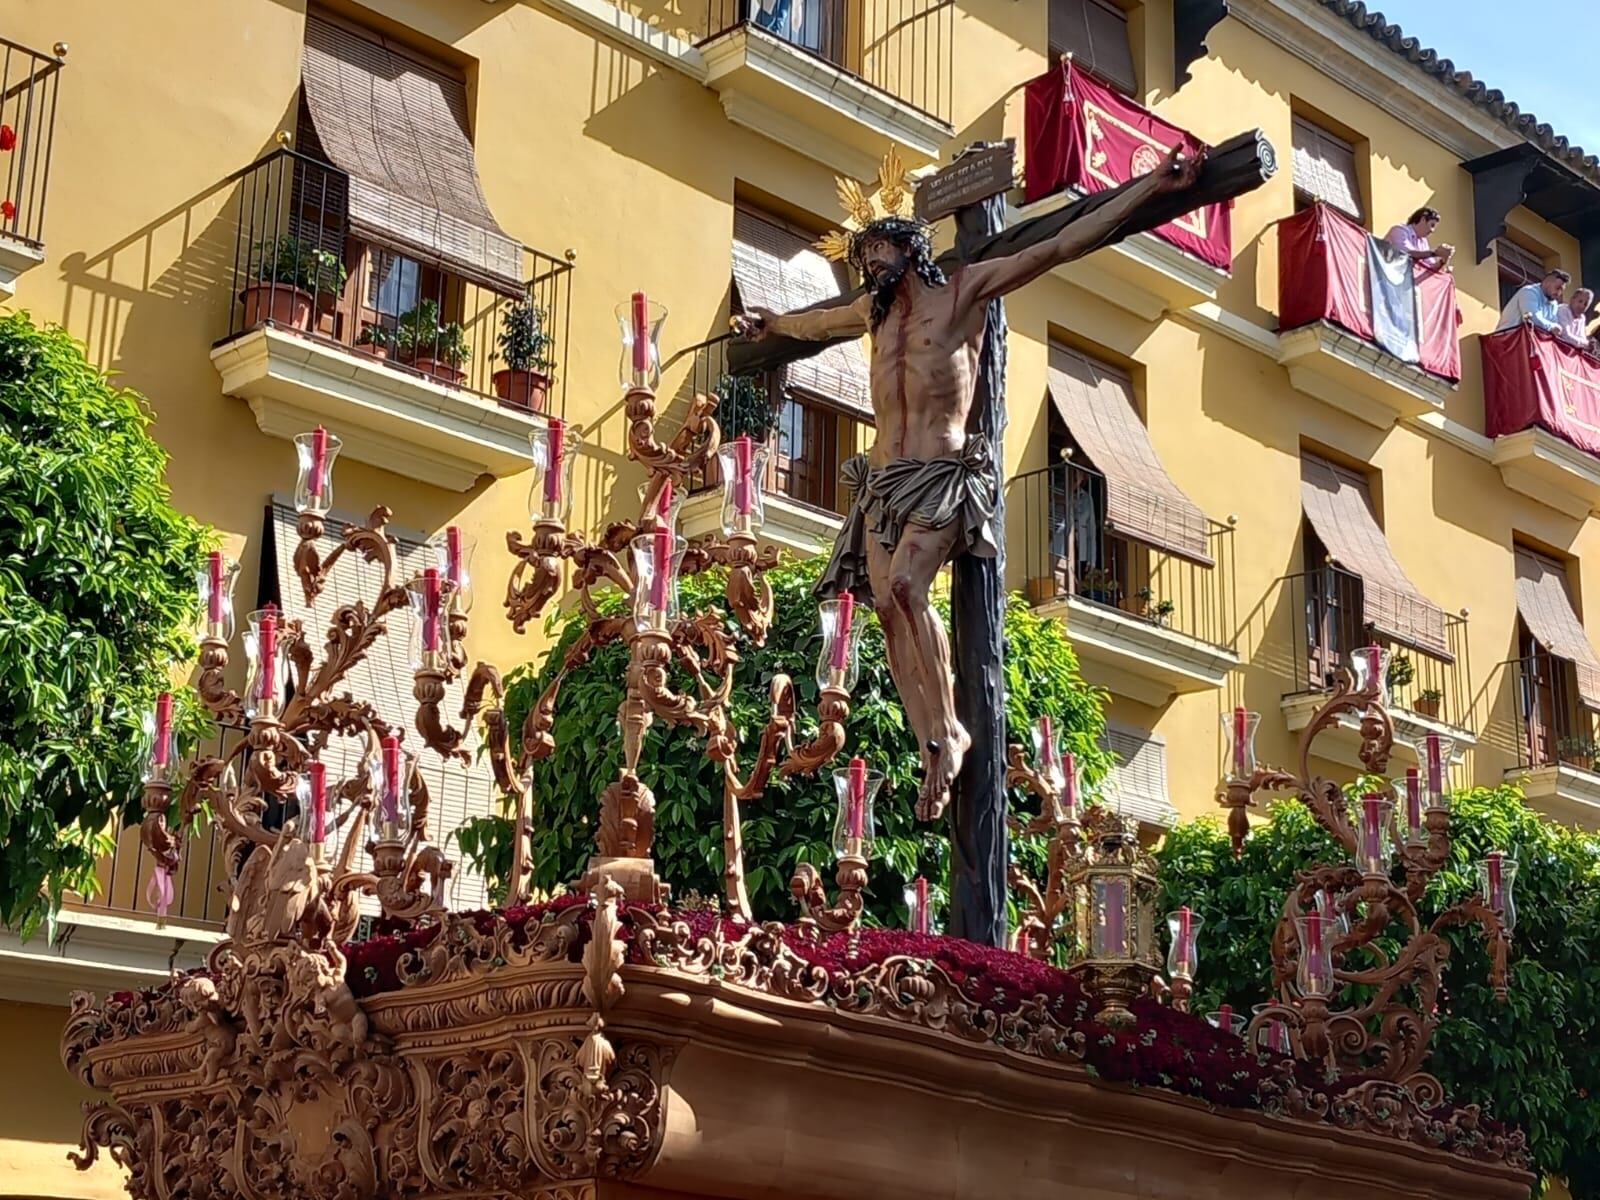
[{"left": 851, "top": 217, "right": 945, "bottom": 329}]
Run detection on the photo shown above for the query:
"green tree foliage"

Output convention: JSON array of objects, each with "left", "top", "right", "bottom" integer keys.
[
  {"left": 0, "top": 313, "right": 208, "bottom": 934},
  {"left": 1156, "top": 787, "right": 1600, "bottom": 1196},
  {"left": 459, "top": 554, "right": 1113, "bottom": 929}
]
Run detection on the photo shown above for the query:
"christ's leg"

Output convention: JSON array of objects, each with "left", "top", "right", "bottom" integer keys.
[
  {"left": 866, "top": 531, "right": 936, "bottom": 779},
  {"left": 889, "top": 519, "right": 967, "bottom": 821}
]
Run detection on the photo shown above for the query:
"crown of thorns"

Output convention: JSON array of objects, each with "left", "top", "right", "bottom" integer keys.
[{"left": 816, "top": 148, "right": 932, "bottom": 265}]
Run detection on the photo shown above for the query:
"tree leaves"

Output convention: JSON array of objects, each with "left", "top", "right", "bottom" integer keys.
[
  {"left": 0, "top": 312, "right": 209, "bottom": 929},
  {"left": 477, "top": 554, "right": 1112, "bottom": 932}
]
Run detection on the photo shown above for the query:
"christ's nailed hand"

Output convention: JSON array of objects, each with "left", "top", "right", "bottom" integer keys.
[
  {"left": 731, "top": 307, "right": 776, "bottom": 341},
  {"left": 1153, "top": 145, "right": 1205, "bottom": 192}
]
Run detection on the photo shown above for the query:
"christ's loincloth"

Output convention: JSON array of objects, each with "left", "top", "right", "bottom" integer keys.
[{"left": 814, "top": 434, "right": 998, "bottom": 605}]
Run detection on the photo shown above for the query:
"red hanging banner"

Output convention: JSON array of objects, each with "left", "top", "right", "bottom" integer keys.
[
  {"left": 1484, "top": 324, "right": 1600, "bottom": 456},
  {"left": 1023, "top": 62, "right": 1232, "bottom": 270}
]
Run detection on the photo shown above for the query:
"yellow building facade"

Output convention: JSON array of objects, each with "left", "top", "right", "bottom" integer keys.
[{"left": 1, "top": 0, "right": 1597, "bottom": 1193}]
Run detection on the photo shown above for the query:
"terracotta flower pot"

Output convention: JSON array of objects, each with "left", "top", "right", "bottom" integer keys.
[
  {"left": 493, "top": 368, "right": 552, "bottom": 413},
  {"left": 1413, "top": 696, "right": 1441, "bottom": 720},
  {"left": 414, "top": 357, "right": 466, "bottom": 386},
  {"left": 239, "top": 283, "right": 313, "bottom": 332},
  {"left": 358, "top": 344, "right": 390, "bottom": 361}
]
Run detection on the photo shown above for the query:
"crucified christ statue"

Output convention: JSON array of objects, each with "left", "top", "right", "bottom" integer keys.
[{"left": 737, "top": 146, "right": 1204, "bottom": 821}]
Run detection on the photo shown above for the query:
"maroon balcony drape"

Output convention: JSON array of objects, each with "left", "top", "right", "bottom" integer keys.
[
  {"left": 1484, "top": 324, "right": 1600, "bottom": 457},
  {"left": 1278, "top": 203, "right": 1462, "bottom": 381},
  {"left": 1514, "top": 548, "right": 1600, "bottom": 712},
  {"left": 1023, "top": 61, "right": 1232, "bottom": 270}
]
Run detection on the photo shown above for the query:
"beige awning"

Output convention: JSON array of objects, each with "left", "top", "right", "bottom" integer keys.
[
  {"left": 1300, "top": 455, "right": 1448, "bottom": 658},
  {"left": 1046, "top": 345, "right": 1212, "bottom": 564},
  {"left": 268, "top": 501, "right": 495, "bottom": 909},
  {"left": 300, "top": 13, "right": 523, "bottom": 294},
  {"left": 732, "top": 208, "right": 873, "bottom": 418},
  {"left": 1515, "top": 548, "right": 1600, "bottom": 711}
]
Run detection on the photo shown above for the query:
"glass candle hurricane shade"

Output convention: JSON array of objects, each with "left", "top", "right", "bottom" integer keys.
[
  {"left": 1414, "top": 732, "right": 1454, "bottom": 810},
  {"left": 196, "top": 551, "right": 240, "bottom": 641},
  {"left": 1351, "top": 644, "right": 1390, "bottom": 706},
  {"left": 1252, "top": 1003, "right": 1294, "bottom": 1055},
  {"left": 814, "top": 593, "right": 863, "bottom": 691},
  {"left": 293, "top": 427, "right": 341, "bottom": 517},
  {"left": 142, "top": 691, "right": 178, "bottom": 785},
  {"left": 428, "top": 527, "right": 476, "bottom": 614},
  {"left": 830, "top": 758, "right": 883, "bottom": 860},
  {"left": 717, "top": 436, "right": 770, "bottom": 536},
  {"left": 1313, "top": 887, "right": 1350, "bottom": 937},
  {"left": 904, "top": 876, "right": 931, "bottom": 934},
  {"left": 1477, "top": 852, "right": 1518, "bottom": 932},
  {"left": 369, "top": 734, "right": 418, "bottom": 837},
  {"left": 1222, "top": 707, "right": 1260, "bottom": 781},
  {"left": 1395, "top": 768, "right": 1426, "bottom": 844},
  {"left": 616, "top": 295, "right": 667, "bottom": 390},
  {"left": 406, "top": 570, "right": 458, "bottom": 671},
  {"left": 529, "top": 421, "right": 580, "bottom": 524},
  {"left": 1351, "top": 793, "right": 1394, "bottom": 876},
  {"left": 631, "top": 531, "right": 686, "bottom": 631},
  {"left": 1165, "top": 907, "right": 1202, "bottom": 981},
  {"left": 1207, "top": 1005, "right": 1246, "bottom": 1037},
  {"left": 244, "top": 606, "right": 284, "bottom": 719},
  {"left": 297, "top": 761, "right": 329, "bottom": 847},
  {"left": 1295, "top": 913, "right": 1335, "bottom": 997}
]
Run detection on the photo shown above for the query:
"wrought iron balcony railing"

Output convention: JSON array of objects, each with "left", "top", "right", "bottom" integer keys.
[
  {"left": 0, "top": 35, "right": 65, "bottom": 250},
  {"left": 1505, "top": 651, "right": 1599, "bottom": 772},
  {"left": 1012, "top": 458, "right": 1236, "bottom": 653},
  {"left": 217, "top": 146, "right": 573, "bottom": 416}
]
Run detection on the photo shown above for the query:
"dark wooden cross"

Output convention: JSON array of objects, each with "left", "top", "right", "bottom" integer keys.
[{"left": 732, "top": 130, "right": 1277, "bottom": 946}]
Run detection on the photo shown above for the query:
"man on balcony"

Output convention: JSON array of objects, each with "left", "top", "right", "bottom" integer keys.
[
  {"left": 1384, "top": 207, "right": 1454, "bottom": 268},
  {"left": 1556, "top": 287, "right": 1596, "bottom": 353},
  {"left": 1496, "top": 267, "right": 1570, "bottom": 335}
]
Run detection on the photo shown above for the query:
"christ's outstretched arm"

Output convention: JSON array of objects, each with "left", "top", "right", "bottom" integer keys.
[
  {"left": 735, "top": 293, "right": 872, "bottom": 342},
  {"left": 959, "top": 146, "right": 1205, "bottom": 311}
]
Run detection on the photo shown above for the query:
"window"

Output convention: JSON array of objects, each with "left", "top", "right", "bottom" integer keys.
[
  {"left": 1496, "top": 238, "right": 1550, "bottom": 310},
  {"left": 1292, "top": 115, "right": 1364, "bottom": 221},
  {"left": 367, "top": 250, "right": 422, "bottom": 320},
  {"left": 771, "top": 395, "right": 864, "bottom": 514},
  {"left": 749, "top": 0, "right": 843, "bottom": 64},
  {"left": 1049, "top": 0, "right": 1138, "bottom": 95}
]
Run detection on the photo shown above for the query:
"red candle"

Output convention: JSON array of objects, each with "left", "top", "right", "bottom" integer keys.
[
  {"left": 656, "top": 477, "right": 673, "bottom": 524},
  {"left": 914, "top": 875, "right": 929, "bottom": 934},
  {"left": 445, "top": 526, "right": 464, "bottom": 587},
  {"left": 308, "top": 761, "right": 327, "bottom": 844},
  {"left": 1365, "top": 643, "right": 1381, "bottom": 685},
  {"left": 152, "top": 692, "right": 173, "bottom": 769},
  {"left": 1405, "top": 766, "right": 1422, "bottom": 832},
  {"left": 1039, "top": 713, "right": 1054, "bottom": 762},
  {"left": 310, "top": 426, "right": 328, "bottom": 499},
  {"left": 650, "top": 527, "right": 670, "bottom": 614},
  {"left": 733, "top": 435, "right": 754, "bottom": 516},
  {"left": 1487, "top": 850, "right": 1504, "bottom": 911},
  {"left": 1425, "top": 734, "right": 1443, "bottom": 795},
  {"left": 1217, "top": 1002, "right": 1233, "bottom": 1030},
  {"left": 848, "top": 756, "right": 866, "bottom": 839},
  {"left": 1062, "top": 750, "right": 1077, "bottom": 816},
  {"left": 631, "top": 291, "right": 651, "bottom": 374},
  {"left": 1304, "top": 912, "right": 1328, "bottom": 988},
  {"left": 1231, "top": 706, "right": 1247, "bottom": 774},
  {"left": 1102, "top": 877, "right": 1127, "bottom": 955},
  {"left": 381, "top": 734, "right": 401, "bottom": 823},
  {"left": 1361, "top": 793, "right": 1382, "bottom": 865},
  {"left": 1268, "top": 1018, "right": 1288, "bottom": 1053},
  {"left": 422, "top": 567, "right": 441, "bottom": 652},
  {"left": 1177, "top": 905, "right": 1193, "bottom": 971},
  {"left": 829, "top": 591, "right": 854, "bottom": 672},
  {"left": 259, "top": 603, "right": 277, "bottom": 701},
  {"left": 543, "top": 419, "right": 565, "bottom": 506},
  {"left": 207, "top": 551, "right": 225, "bottom": 626}
]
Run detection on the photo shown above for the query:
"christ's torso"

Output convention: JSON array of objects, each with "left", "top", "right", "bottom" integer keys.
[{"left": 867, "top": 271, "right": 985, "bottom": 465}]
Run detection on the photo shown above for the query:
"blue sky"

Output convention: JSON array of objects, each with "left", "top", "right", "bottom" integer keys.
[{"left": 1358, "top": 0, "right": 1600, "bottom": 154}]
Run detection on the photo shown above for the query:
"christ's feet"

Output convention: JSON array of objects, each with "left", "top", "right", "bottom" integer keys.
[{"left": 915, "top": 726, "right": 972, "bottom": 821}]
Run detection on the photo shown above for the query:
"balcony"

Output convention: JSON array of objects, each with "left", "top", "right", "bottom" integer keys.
[
  {"left": 675, "top": 334, "right": 856, "bottom": 553},
  {"left": 1276, "top": 203, "right": 1460, "bottom": 428},
  {"left": 1482, "top": 325, "right": 1600, "bottom": 518},
  {"left": 0, "top": 37, "right": 64, "bottom": 294},
  {"left": 1277, "top": 566, "right": 1475, "bottom": 769},
  {"left": 1018, "top": 63, "right": 1230, "bottom": 321},
  {"left": 208, "top": 148, "right": 573, "bottom": 491},
  {"left": 1503, "top": 653, "right": 1600, "bottom": 829},
  {"left": 1014, "top": 459, "right": 1239, "bottom": 707},
  {"left": 696, "top": 0, "right": 953, "bottom": 179}
]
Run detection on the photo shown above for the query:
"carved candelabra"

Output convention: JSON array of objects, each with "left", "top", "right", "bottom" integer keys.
[
  {"left": 503, "top": 294, "right": 858, "bottom": 915},
  {"left": 1219, "top": 646, "right": 1515, "bottom": 1106}
]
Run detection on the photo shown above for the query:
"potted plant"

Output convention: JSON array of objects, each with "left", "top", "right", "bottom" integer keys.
[
  {"left": 395, "top": 299, "right": 471, "bottom": 386},
  {"left": 1557, "top": 735, "right": 1598, "bottom": 771},
  {"left": 1413, "top": 686, "right": 1443, "bottom": 720},
  {"left": 1385, "top": 652, "right": 1415, "bottom": 694},
  {"left": 1149, "top": 598, "right": 1176, "bottom": 627},
  {"left": 240, "top": 234, "right": 346, "bottom": 332},
  {"left": 492, "top": 295, "right": 555, "bottom": 412},
  {"left": 356, "top": 322, "right": 395, "bottom": 361},
  {"left": 1081, "top": 568, "right": 1119, "bottom": 606},
  {"left": 715, "top": 373, "right": 776, "bottom": 443}
]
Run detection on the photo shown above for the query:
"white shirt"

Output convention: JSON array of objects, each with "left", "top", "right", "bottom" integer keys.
[
  {"left": 1385, "top": 224, "right": 1430, "bottom": 254},
  {"left": 1496, "top": 283, "right": 1565, "bottom": 334},
  {"left": 1557, "top": 304, "right": 1592, "bottom": 347}
]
